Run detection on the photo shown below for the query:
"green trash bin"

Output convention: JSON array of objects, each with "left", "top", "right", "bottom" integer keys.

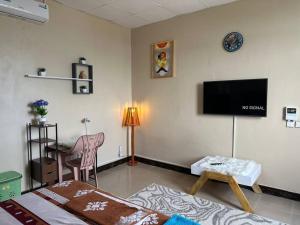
[{"left": 0, "top": 171, "right": 22, "bottom": 202}]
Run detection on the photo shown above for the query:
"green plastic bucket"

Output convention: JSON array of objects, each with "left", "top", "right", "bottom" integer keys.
[{"left": 0, "top": 171, "right": 22, "bottom": 202}]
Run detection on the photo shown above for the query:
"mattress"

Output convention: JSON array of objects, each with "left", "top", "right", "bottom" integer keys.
[{"left": 191, "top": 156, "right": 261, "bottom": 186}]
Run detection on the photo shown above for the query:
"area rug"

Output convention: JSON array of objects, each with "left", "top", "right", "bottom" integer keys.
[{"left": 127, "top": 183, "right": 288, "bottom": 225}]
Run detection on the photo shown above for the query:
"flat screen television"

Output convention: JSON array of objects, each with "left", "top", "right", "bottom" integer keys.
[{"left": 203, "top": 78, "right": 268, "bottom": 117}]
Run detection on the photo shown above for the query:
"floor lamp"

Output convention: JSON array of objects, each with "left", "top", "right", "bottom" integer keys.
[{"left": 124, "top": 107, "right": 140, "bottom": 166}]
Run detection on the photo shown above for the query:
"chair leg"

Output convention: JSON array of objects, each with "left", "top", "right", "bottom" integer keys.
[
  {"left": 73, "top": 167, "right": 79, "bottom": 181},
  {"left": 85, "top": 169, "right": 89, "bottom": 182},
  {"left": 94, "top": 165, "right": 98, "bottom": 188}
]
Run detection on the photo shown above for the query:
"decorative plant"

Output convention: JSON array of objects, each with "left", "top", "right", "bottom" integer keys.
[
  {"left": 80, "top": 85, "right": 88, "bottom": 93},
  {"left": 32, "top": 99, "right": 48, "bottom": 117}
]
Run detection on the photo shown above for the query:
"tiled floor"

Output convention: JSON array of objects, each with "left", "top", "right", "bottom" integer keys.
[{"left": 97, "top": 162, "right": 300, "bottom": 224}]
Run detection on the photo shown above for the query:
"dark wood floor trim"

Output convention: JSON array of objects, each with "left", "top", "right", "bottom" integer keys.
[
  {"left": 135, "top": 156, "right": 191, "bottom": 174},
  {"left": 96, "top": 157, "right": 130, "bottom": 173},
  {"left": 259, "top": 185, "right": 300, "bottom": 201},
  {"left": 135, "top": 156, "right": 300, "bottom": 202}
]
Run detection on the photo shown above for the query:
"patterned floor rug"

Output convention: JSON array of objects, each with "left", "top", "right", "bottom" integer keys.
[{"left": 127, "top": 183, "right": 288, "bottom": 225}]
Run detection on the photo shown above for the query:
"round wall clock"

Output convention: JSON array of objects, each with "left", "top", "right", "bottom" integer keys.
[{"left": 223, "top": 32, "right": 243, "bottom": 52}]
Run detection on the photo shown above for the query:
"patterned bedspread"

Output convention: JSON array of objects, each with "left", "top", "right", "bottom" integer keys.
[{"left": 0, "top": 180, "right": 169, "bottom": 225}]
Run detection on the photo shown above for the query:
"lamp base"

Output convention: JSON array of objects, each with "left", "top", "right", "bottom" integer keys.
[{"left": 128, "top": 160, "right": 138, "bottom": 166}]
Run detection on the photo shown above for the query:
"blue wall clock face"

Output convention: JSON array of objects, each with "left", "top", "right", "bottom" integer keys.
[{"left": 223, "top": 32, "right": 243, "bottom": 52}]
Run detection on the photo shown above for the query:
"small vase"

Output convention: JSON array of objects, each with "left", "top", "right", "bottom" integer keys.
[{"left": 37, "top": 115, "right": 47, "bottom": 125}]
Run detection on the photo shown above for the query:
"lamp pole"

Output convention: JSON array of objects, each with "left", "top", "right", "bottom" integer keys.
[{"left": 129, "top": 125, "right": 137, "bottom": 166}]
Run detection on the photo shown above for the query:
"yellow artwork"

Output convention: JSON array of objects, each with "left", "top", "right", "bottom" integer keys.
[{"left": 151, "top": 40, "right": 174, "bottom": 78}]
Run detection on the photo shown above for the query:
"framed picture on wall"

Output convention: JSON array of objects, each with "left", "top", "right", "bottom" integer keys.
[{"left": 151, "top": 40, "right": 174, "bottom": 78}]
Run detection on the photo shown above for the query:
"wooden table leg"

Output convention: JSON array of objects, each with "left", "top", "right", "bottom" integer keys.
[
  {"left": 190, "top": 171, "right": 254, "bottom": 213},
  {"left": 190, "top": 171, "right": 209, "bottom": 195},
  {"left": 228, "top": 176, "right": 253, "bottom": 213},
  {"left": 252, "top": 183, "right": 262, "bottom": 194}
]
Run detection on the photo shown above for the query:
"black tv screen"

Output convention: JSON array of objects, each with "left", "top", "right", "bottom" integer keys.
[{"left": 203, "top": 79, "right": 268, "bottom": 117}]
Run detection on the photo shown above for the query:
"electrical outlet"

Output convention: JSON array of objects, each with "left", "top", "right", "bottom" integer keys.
[
  {"left": 118, "top": 145, "right": 124, "bottom": 157},
  {"left": 287, "top": 121, "right": 295, "bottom": 128}
]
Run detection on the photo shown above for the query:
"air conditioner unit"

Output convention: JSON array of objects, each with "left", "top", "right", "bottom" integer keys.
[{"left": 0, "top": 0, "right": 49, "bottom": 23}]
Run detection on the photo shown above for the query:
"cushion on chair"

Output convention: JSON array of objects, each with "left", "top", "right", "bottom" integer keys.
[{"left": 65, "top": 158, "right": 82, "bottom": 168}]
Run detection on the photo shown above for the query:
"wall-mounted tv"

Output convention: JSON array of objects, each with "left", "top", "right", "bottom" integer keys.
[{"left": 203, "top": 78, "right": 268, "bottom": 117}]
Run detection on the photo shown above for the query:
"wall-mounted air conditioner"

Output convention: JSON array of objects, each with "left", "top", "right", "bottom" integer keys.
[{"left": 0, "top": 0, "right": 49, "bottom": 23}]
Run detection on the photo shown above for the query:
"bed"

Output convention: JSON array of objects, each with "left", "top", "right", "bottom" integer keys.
[{"left": 0, "top": 180, "right": 169, "bottom": 225}]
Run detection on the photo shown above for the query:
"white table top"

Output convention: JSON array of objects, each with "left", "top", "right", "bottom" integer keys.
[{"left": 191, "top": 156, "right": 262, "bottom": 186}]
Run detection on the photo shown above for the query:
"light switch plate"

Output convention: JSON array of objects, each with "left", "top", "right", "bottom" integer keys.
[{"left": 295, "top": 121, "right": 300, "bottom": 128}]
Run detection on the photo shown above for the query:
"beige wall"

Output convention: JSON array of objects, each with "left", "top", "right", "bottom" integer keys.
[
  {"left": 1, "top": 0, "right": 300, "bottom": 194},
  {"left": 0, "top": 0, "right": 131, "bottom": 190},
  {"left": 132, "top": 0, "right": 300, "bottom": 193}
]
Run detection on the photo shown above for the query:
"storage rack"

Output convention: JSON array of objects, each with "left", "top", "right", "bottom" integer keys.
[{"left": 26, "top": 123, "right": 58, "bottom": 190}]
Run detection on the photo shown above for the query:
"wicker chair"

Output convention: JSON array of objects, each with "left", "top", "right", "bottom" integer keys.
[{"left": 65, "top": 132, "right": 104, "bottom": 188}]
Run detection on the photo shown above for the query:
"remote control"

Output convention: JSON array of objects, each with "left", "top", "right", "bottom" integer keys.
[{"left": 210, "top": 163, "right": 223, "bottom": 166}]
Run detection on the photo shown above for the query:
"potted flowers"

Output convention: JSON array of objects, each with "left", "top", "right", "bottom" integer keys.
[
  {"left": 32, "top": 99, "right": 48, "bottom": 124},
  {"left": 79, "top": 57, "right": 87, "bottom": 64}
]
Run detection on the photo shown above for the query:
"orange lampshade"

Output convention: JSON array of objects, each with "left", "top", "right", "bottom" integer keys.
[{"left": 124, "top": 107, "right": 140, "bottom": 126}]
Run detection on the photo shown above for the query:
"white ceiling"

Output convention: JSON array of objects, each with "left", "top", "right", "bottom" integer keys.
[{"left": 55, "top": 0, "right": 238, "bottom": 28}]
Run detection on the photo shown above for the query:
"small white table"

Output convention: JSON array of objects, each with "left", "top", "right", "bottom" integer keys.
[{"left": 190, "top": 156, "right": 262, "bottom": 213}]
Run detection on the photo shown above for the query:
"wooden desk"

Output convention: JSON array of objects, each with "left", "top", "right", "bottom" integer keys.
[{"left": 47, "top": 145, "right": 73, "bottom": 183}]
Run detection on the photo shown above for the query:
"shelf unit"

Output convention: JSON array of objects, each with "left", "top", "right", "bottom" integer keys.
[
  {"left": 30, "top": 138, "right": 56, "bottom": 144},
  {"left": 24, "top": 60, "right": 94, "bottom": 95},
  {"left": 26, "top": 123, "right": 58, "bottom": 190},
  {"left": 24, "top": 74, "right": 92, "bottom": 81},
  {"left": 72, "top": 63, "right": 93, "bottom": 94}
]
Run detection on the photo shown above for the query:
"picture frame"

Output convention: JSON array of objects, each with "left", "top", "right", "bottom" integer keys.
[{"left": 151, "top": 40, "right": 174, "bottom": 78}]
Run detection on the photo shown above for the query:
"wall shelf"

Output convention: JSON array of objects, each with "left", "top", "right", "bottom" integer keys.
[
  {"left": 24, "top": 74, "right": 93, "bottom": 82},
  {"left": 72, "top": 63, "right": 93, "bottom": 94},
  {"left": 25, "top": 62, "right": 94, "bottom": 95}
]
